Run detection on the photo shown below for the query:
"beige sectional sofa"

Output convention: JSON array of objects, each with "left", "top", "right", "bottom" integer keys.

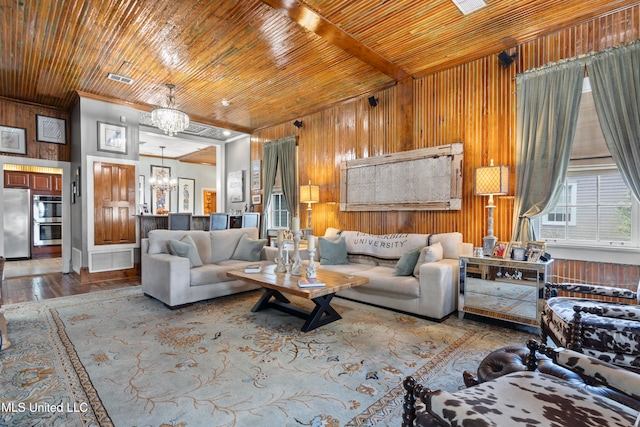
[
  {"left": 140, "top": 226, "right": 471, "bottom": 320},
  {"left": 320, "top": 228, "right": 472, "bottom": 320},
  {"left": 141, "top": 227, "right": 271, "bottom": 308}
]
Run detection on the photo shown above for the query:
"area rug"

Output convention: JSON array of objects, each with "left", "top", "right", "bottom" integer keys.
[{"left": 0, "top": 287, "right": 537, "bottom": 426}]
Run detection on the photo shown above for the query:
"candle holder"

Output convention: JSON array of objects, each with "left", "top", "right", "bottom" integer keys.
[
  {"left": 275, "top": 240, "right": 287, "bottom": 273},
  {"left": 290, "top": 230, "right": 303, "bottom": 276},
  {"left": 305, "top": 248, "right": 317, "bottom": 279}
]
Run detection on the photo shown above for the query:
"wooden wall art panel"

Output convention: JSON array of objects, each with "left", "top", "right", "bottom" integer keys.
[{"left": 339, "top": 144, "right": 463, "bottom": 211}]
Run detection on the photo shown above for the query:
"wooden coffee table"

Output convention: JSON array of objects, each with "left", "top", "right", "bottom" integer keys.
[{"left": 227, "top": 264, "right": 368, "bottom": 332}]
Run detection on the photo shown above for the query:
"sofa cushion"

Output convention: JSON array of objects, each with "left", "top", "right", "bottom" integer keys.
[
  {"left": 190, "top": 264, "right": 234, "bottom": 287},
  {"left": 210, "top": 228, "right": 259, "bottom": 263},
  {"left": 413, "top": 242, "right": 444, "bottom": 277},
  {"left": 354, "top": 266, "right": 420, "bottom": 299},
  {"left": 319, "top": 236, "right": 349, "bottom": 265},
  {"left": 147, "top": 230, "right": 213, "bottom": 263},
  {"left": 338, "top": 230, "right": 430, "bottom": 262},
  {"left": 231, "top": 233, "right": 267, "bottom": 261},
  {"left": 426, "top": 371, "right": 638, "bottom": 427},
  {"left": 168, "top": 235, "right": 203, "bottom": 268},
  {"left": 394, "top": 246, "right": 423, "bottom": 276},
  {"left": 429, "top": 232, "right": 463, "bottom": 259}
]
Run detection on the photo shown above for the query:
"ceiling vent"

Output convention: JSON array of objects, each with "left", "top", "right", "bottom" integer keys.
[
  {"left": 107, "top": 73, "right": 134, "bottom": 85},
  {"left": 452, "top": 0, "right": 487, "bottom": 15}
]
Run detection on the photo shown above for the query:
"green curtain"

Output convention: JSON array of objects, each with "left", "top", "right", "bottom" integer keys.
[
  {"left": 261, "top": 136, "right": 298, "bottom": 237},
  {"left": 512, "top": 60, "right": 584, "bottom": 243},
  {"left": 586, "top": 40, "right": 640, "bottom": 202}
]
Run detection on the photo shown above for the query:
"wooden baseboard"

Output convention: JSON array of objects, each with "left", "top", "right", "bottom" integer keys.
[{"left": 72, "top": 264, "right": 140, "bottom": 283}]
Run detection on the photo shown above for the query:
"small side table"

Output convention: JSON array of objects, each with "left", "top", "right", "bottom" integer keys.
[{"left": 459, "top": 256, "right": 554, "bottom": 330}]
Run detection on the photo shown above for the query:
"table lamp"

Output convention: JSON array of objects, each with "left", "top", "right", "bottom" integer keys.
[
  {"left": 300, "top": 180, "right": 320, "bottom": 229},
  {"left": 474, "top": 159, "right": 510, "bottom": 255}
]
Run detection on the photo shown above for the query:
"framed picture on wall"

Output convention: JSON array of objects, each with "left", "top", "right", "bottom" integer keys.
[
  {"left": 36, "top": 115, "right": 66, "bottom": 144},
  {"left": 0, "top": 125, "right": 26, "bottom": 155},
  {"left": 150, "top": 165, "right": 171, "bottom": 214},
  {"left": 227, "top": 170, "right": 245, "bottom": 203},
  {"left": 251, "top": 160, "right": 261, "bottom": 190},
  {"left": 138, "top": 175, "right": 145, "bottom": 204},
  {"left": 97, "top": 121, "right": 127, "bottom": 154},
  {"left": 178, "top": 177, "right": 195, "bottom": 213}
]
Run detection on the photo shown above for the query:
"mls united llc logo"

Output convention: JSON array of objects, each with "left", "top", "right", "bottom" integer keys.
[{"left": 1, "top": 401, "right": 88, "bottom": 413}]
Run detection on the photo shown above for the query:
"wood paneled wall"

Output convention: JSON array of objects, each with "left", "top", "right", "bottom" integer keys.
[
  {"left": 0, "top": 98, "right": 71, "bottom": 161},
  {"left": 252, "top": 5, "right": 639, "bottom": 243},
  {"left": 251, "top": 5, "right": 640, "bottom": 287}
]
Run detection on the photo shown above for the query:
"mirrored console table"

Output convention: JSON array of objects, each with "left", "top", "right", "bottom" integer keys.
[{"left": 459, "top": 256, "right": 554, "bottom": 330}]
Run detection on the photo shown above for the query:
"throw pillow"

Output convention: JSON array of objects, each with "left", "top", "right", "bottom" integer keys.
[
  {"left": 231, "top": 233, "right": 267, "bottom": 262},
  {"left": 318, "top": 236, "right": 349, "bottom": 265},
  {"left": 168, "top": 235, "right": 203, "bottom": 268},
  {"left": 413, "top": 242, "right": 444, "bottom": 277},
  {"left": 394, "top": 246, "right": 423, "bottom": 276}
]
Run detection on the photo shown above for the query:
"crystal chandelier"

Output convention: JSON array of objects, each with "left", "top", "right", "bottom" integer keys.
[
  {"left": 151, "top": 84, "right": 190, "bottom": 136},
  {"left": 149, "top": 146, "right": 177, "bottom": 192}
]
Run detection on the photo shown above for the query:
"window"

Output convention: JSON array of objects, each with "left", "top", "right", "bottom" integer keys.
[
  {"left": 534, "top": 78, "right": 640, "bottom": 250},
  {"left": 536, "top": 169, "right": 637, "bottom": 246},
  {"left": 542, "top": 182, "right": 577, "bottom": 226},
  {"left": 268, "top": 193, "right": 290, "bottom": 229}
]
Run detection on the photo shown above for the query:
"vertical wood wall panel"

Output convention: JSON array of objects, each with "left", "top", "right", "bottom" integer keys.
[
  {"left": 0, "top": 98, "right": 70, "bottom": 161},
  {"left": 251, "top": 6, "right": 639, "bottom": 284}
]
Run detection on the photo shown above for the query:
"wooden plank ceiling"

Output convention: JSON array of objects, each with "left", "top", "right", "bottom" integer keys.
[{"left": 0, "top": 0, "right": 635, "bottom": 133}]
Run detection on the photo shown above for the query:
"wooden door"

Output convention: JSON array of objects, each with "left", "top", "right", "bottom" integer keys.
[
  {"left": 93, "top": 162, "right": 136, "bottom": 245},
  {"left": 203, "top": 189, "right": 216, "bottom": 215}
]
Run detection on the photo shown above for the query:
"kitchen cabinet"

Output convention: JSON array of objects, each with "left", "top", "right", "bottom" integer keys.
[
  {"left": 3, "top": 171, "right": 62, "bottom": 195},
  {"left": 4, "top": 171, "right": 30, "bottom": 188},
  {"left": 31, "top": 174, "right": 53, "bottom": 192}
]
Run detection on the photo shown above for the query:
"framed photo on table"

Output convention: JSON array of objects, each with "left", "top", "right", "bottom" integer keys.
[
  {"left": 178, "top": 177, "right": 195, "bottom": 213},
  {"left": 36, "top": 115, "right": 66, "bottom": 144},
  {"left": 0, "top": 126, "right": 26, "bottom": 155},
  {"left": 97, "top": 121, "right": 127, "bottom": 154},
  {"left": 525, "top": 241, "right": 546, "bottom": 262},
  {"left": 491, "top": 241, "right": 511, "bottom": 259}
]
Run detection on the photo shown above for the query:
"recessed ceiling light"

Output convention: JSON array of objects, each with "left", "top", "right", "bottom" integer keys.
[
  {"left": 221, "top": 99, "right": 230, "bottom": 107},
  {"left": 451, "top": 0, "right": 486, "bottom": 15},
  {"left": 223, "top": 130, "right": 231, "bottom": 136}
]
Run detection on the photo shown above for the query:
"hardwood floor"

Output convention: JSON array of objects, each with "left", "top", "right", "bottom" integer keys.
[{"left": 1, "top": 258, "right": 140, "bottom": 305}]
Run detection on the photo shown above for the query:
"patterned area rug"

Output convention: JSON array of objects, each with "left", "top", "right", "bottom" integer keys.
[{"left": 0, "top": 287, "right": 536, "bottom": 426}]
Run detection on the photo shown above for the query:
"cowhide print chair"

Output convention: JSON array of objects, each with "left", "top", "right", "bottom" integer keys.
[
  {"left": 402, "top": 339, "right": 640, "bottom": 427},
  {"left": 541, "top": 282, "right": 640, "bottom": 371}
]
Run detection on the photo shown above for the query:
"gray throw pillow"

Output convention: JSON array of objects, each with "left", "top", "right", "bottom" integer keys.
[
  {"left": 168, "top": 235, "right": 203, "bottom": 268},
  {"left": 231, "top": 233, "right": 267, "bottom": 261},
  {"left": 394, "top": 246, "right": 423, "bottom": 276},
  {"left": 318, "top": 236, "right": 349, "bottom": 265}
]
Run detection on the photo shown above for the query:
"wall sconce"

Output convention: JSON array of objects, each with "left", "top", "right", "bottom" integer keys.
[
  {"left": 300, "top": 180, "right": 320, "bottom": 229},
  {"left": 474, "top": 159, "right": 510, "bottom": 254},
  {"left": 293, "top": 120, "right": 303, "bottom": 128}
]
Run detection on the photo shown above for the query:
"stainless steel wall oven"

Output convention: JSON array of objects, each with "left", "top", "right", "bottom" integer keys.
[{"left": 33, "top": 195, "right": 62, "bottom": 246}]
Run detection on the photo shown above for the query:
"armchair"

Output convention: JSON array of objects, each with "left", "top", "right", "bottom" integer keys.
[
  {"left": 542, "top": 282, "right": 640, "bottom": 371},
  {"left": 403, "top": 339, "right": 640, "bottom": 427}
]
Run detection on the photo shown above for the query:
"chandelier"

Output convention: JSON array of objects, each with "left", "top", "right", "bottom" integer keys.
[
  {"left": 149, "top": 146, "right": 177, "bottom": 192},
  {"left": 151, "top": 84, "right": 190, "bottom": 136}
]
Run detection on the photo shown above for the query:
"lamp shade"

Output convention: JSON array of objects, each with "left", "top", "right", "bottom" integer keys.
[
  {"left": 300, "top": 182, "right": 320, "bottom": 203},
  {"left": 474, "top": 161, "right": 510, "bottom": 196}
]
